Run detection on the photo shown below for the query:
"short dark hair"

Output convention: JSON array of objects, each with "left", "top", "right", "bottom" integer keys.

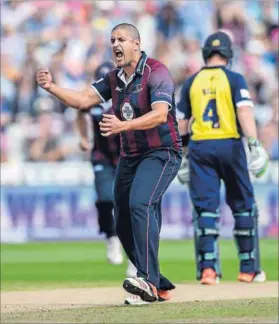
[{"left": 111, "top": 23, "right": 141, "bottom": 41}]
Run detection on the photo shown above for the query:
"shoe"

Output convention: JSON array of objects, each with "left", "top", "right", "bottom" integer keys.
[
  {"left": 238, "top": 271, "right": 266, "bottom": 283},
  {"left": 123, "top": 277, "right": 158, "bottom": 302},
  {"left": 124, "top": 295, "right": 150, "bottom": 305},
  {"left": 200, "top": 268, "right": 220, "bottom": 285},
  {"left": 126, "top": 260, "right": 137, "bottom": 278},
  {"left": 124, "top": 289, "right": 172, "bottom": 305},
  {"left": 106, "top": 236, "right": 123, "bottom": 265}
]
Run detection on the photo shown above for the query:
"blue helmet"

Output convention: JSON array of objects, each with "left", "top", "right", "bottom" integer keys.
[
  {"left": 95, "top": 61, "right": 114, "bottom": 80},
  {"left": 202, "top": 31, "right": 233, "bottom": 62}
]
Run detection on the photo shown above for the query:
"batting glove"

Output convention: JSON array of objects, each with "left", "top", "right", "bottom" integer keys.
[
  {"left": 177, "top": 155, "right": 190, "bottom": 185},
  {"left": 248, "top": 137, "right": 269, "bottom": 178}
]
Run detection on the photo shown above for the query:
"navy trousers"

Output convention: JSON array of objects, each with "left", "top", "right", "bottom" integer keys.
[
  {"left": 114, "top": 148, "right": 181, "bottom": 289},
  {"left": 189, "top": 138, "right": 260, "bottom": 277}
]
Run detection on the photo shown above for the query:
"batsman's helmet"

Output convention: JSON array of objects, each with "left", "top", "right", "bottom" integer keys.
[
  {"left": 202, "top": 31, "right": 233, "bottom": 63},
  {"left": 95, "top": 61, "right": 114, "bottom": 80}
]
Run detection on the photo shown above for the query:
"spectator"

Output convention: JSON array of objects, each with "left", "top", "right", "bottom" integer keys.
[
  {"left": 215, "top": 1, "right": 251, "bottom": 50},
  {"left": 180, "top": 0, "right": 214, "bottom": 43},
  {"left": 259, "top": 91, "right": 279, "bottom": 160},
  {"left": 156, "top": 2, "right": 183, "bottom": 42},
  {"left": 243, "top": 38, "right": 276, "bottom": 105},
  {"left": 0, "top": 96, "right": 12, "bottom": 163},
  {"left": 25, "top": 99, "right": 69, "bottom": 162}
]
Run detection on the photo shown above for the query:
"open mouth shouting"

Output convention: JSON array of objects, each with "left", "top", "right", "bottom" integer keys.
[{"left": 114, "top": 48, "right": 124, "bottom": 64}]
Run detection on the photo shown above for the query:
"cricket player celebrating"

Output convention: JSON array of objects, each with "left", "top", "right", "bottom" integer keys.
[
  {"left": 177, "top": 31, "right": 269, "bottom": 285},
  {"left": 36, "top": 23, "right": 182, "bottom": 304}
]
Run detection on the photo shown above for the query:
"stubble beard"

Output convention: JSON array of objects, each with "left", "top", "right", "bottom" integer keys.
[{"left": 118, "top": 57, "right": 132, "bottom": 68}]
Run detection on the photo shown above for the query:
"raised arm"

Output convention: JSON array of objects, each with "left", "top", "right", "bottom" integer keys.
[{"left": 36, "top": 69, "right": 102, "bottom": 110}]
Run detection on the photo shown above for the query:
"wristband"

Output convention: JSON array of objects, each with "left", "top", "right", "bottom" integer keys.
[
  {"left": 181, "top": 134, "right": 190, "bottom": 147},
  {"left": 248, "top": 137, "right": 260, "bottom": 147}
]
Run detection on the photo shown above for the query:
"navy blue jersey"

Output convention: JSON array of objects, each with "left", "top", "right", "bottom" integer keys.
[
  {"left": 90, "top": 101, "right": 120, "bottom": 167},
  {"left": 177, "top": 66, "right": 253, "bottom": 140},
  {"left": 92, "top": 51, "right": 181, "bottom": 157}
]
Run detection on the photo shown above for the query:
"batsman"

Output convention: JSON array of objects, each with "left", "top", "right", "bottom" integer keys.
[{"left": 177, "top": 31, "right": 269, "bottom": 284}]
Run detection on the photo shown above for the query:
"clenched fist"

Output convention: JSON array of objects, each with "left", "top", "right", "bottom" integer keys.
[
  {"left": 36, "top": 69, "right": 53, "bottom": 90},
  {"left": 99, "top": 114, "right": 126, "bottom": 137}
]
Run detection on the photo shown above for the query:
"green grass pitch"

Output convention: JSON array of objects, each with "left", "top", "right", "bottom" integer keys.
[{"left": 1, "top": 239, "right": 277, "bottom": 291}]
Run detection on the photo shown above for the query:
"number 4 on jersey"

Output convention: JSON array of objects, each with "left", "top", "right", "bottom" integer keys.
[{"left": 203, "top": 99, "right": 220, "bottom": 128}]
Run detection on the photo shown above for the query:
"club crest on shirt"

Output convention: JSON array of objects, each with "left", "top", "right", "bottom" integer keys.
[{"left": 120, "top": 101, "right": 135, "bottom": 120}]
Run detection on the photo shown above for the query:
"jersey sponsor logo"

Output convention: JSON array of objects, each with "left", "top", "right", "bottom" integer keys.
[
  {"left": 115, "top": 86, "right": 123, "bottom": 92},
  {"left": 120, "top": 101, "right": 135, "bottom": 120},
  {"left": 155, "top": 90, "right": 172, "bottom": 99},
  {"left": 240, "top": 89, "right": 251, "bottom": 99},
  {"left": 132, "top": 84, "right": 143, "bottom": 93}
]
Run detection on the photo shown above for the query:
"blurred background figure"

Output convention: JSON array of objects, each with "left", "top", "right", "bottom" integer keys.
[
  {"left": 24, "top": 97, "right": 77, "bottom": 162},
  {"left": 0, "top": 96, "right": 12, "bottom": 163},
  {"left": 76, "top": 62, "right": 122, "bottom": 265},
  {"left": 26, "top": 98, "right": 63, "bottom": 162},
  {"left": 75, "top": 61, "right": 137, "bottom": 276}
]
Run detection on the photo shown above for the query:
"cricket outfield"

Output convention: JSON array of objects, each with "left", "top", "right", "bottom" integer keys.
[{"left": 1, "top": 239, "right": 278, "bottom": 323}]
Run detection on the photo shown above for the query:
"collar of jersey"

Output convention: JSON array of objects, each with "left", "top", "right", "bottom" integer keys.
[
  {"left": 117, "top": 69, "right": 135, "bottom": 86},
  {"left": 117, "top": 51, "right": 147, "bottom": 85},
  {"left": 201, "top": 65, "right": 226, "bottom": 70},
  {"left": 136, "top": 51, "right": 148, "bottom": 75}
]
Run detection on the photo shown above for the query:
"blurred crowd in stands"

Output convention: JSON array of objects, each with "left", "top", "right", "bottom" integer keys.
[{"left": 1, "top": 0, "right": 278, "bottom": 163}]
